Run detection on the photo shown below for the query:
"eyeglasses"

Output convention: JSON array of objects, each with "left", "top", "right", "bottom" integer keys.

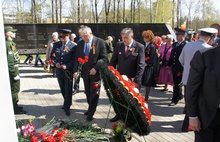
[{"left": 59, "top": 35, "right": 67, "bottom": 39}]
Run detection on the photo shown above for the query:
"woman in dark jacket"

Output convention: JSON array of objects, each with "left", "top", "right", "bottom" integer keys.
[{"left": 141, "top": 30, "right": 156, "bottom": 102}]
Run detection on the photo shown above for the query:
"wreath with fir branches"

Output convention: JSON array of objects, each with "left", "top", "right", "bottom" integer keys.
[{"left": 97, "top": 60, "right": 151, "bottom": 135}]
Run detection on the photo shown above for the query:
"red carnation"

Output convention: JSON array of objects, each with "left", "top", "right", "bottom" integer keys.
[
  {"left": 177, "top": 72, "right": 181, "bottom": 77},
  {"left": 145, "top": 57, "right": 150, "bottom": 61},
  {"left": 52, "top": 53, "right": 55, "bottom": 57},
  {"left": 112, "top": 123, "right": 117, "bottom": 129},
  {"left": 84, "top": 56, "right": 89, "bottom": 62},
  {"left": 49, "top": 59, "right": 54, "bottom": 64}
]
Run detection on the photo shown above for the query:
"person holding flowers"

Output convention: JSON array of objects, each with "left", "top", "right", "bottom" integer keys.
[
  {"left": 50, "top": 28, "right": 77, "bottom": 116},
  {"left": 73, "top": 26, "right": 107, "bottom": 121}
]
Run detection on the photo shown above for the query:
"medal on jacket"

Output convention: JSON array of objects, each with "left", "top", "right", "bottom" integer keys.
[
  {"left": 91, "top": 44, "right": 96, "bottom": 54},
  {"left": 11, "top": 43, "right": 16, "bottom": 51}
]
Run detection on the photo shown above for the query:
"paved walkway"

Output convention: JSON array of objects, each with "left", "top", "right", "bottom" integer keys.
[{"left": 15, "top": 63, "right": 194, "bottom": 142}]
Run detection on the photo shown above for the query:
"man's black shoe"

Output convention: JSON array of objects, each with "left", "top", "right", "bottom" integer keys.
[
  {"left": 65, "top": 110, "right": 71, "bottom": 116},
  {"left": 17, "top": 106, "right": 23, "bottom": 110},
  {"left": 14, "top": 109, "right": 26, "bottom": 114},
  {"left": 168, "top": 102, "right": 177, "bottom": 106},
  {"left": 84, "top": 111, "right": 88, "bottom": 115},
  {"left": 179, "top": 96, "right": 184, "bottom": 100},
  {"left": 110, "top": 115, "right": 120, "bottom": 122},
  {"left": 86, "top": 116, "right": 93, "bottom": 122},
  {"left": 72, "top": 90, "right": 78, "bottom": 95}
]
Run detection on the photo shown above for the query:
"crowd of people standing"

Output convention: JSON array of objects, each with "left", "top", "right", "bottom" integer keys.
[{"left": 5, "top": 24, "right": 220, "bottom": 142}]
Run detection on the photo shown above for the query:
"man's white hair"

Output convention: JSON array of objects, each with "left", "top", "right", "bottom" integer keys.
[
  {"left": 52, "top": 32, "right": 58, "bottom": 37},
  {"left": 79, "top": 26, "right": 92, "bottom": 34},
  {"left": 166, "top": 34, "right": 173, "bottom": 41}
]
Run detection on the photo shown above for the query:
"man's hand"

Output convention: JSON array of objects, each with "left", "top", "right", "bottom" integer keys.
[
  {"left": 189, "top": 118, "right": 201, "bottom": 132},
  {"left": 61, "top": 64, "right": 67, "bottom": 70},
  {"left": 56, "top": 63, "right": 61, "bottom": 68},
  {"left": 89, "top": 68, "right": 97, "bottom": 75},
  {"left": 73, "top": 72, "right": 78, "bottom": 79}
]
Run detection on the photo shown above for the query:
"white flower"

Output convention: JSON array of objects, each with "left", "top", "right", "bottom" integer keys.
[
  {"left": 122, "top": 75, "right": 129, "bottom": 81},
  {"left": 133, "top": 88, "right": 139, "bottom": 93},
  {"left": 144, "top": 102, "right": 148, "bottom": 109},
  {"left": 16, "top": 128, "right": 21, "bottom": 133},
  {"left": 21, "top": 126, "right": 25, "bottom": 130}
]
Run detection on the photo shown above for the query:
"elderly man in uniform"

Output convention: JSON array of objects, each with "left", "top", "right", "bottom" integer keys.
[
  {"left": 179, "top": 27, "right": 218, "bottom": 132},
  {"left": 5, "top": 26, "right": 26, "bottom": 114},
  {"left": 186, "top": 32, "right": 220, "bottom": 142},
  {"left": 50, "top": 29, "right": 77, "bottom": 116},
  {"left": 73, "top": 26, "right": 107, "bottom": 121},
  {"left": 168, "top": 28, "right": 187, "bottom": 106}
]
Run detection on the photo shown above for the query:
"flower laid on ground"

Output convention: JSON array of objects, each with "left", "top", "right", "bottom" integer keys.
[
  {"left": 16, "top": 118, "right": 111, "bottom": 142},
  {"left": 76, "top": 56, "right": 89, "bottom": 78},
  {"left": 111, "top": 121, "right": 132, "bottom": 142},
  {"left": 16, "top": 119, "right": 36, "bottom": 142}
]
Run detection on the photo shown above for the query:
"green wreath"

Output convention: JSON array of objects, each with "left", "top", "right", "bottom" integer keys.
[{"left": 98, "top": 60, "right": 151, "bottom": 135}]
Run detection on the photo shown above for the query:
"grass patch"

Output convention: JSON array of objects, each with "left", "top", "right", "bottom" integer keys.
[{"left": 20, "top": 54, "right": 46, "bottom": 61}]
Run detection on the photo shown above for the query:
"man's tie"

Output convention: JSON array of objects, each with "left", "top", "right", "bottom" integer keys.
[
  {"left": 61, "top": 44, "right": 65, "bottom": 51},
  {"left": 125, "top": 46, "right": 129, "bottom": 56},
  {"left": 84, "top": 42, "right": 90, "bottom": 56},
  {"left": 176, "top": 42, "right": 180, "bottom": 48}
]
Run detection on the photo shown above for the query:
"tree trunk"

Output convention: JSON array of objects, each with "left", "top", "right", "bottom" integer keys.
[
  {"left": 32, "top": 0, "right": 38, "bottom": 23},
  {"left": 55, "top": 0, "right": 58, "bottom": 23},
  {"left": 113, "top": 0, "right": 116, "bottom": 22},
  {"left": 95, "top": 0, "right": 98, "bottom": 23},
  {"left": 137, "top": 0, "right": 141, "bottom": 23},
  {"left": 130, "top": 0, "right": 133, "bottom": 23},
  {"left": 122, "top": 0, "right": 125, "bottom": 23},
  {"left": 154, "top": 0, "right": 159, "bottom": 23},
  {"left": 105, "top": 0, "right": 111, "bottom": 23},
  {"left": 149, "top": 0, "right": 152, "bottom": 23},
  {"left": 133, "top": 0, "right": 135, "bottom": 23},
  {"left": 59, "top": 0, "right": 62, "bottom": 23},
  {"left": 116, "top": 0, "right": 120, "bottom": 23},
  {"left": 52, "top": 0, "right": 54, "bottom": 23},
  {"left": 77, "top": 0, "right": 80, "bottom": 23}
]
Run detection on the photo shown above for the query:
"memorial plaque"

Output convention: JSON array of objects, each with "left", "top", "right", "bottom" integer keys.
[{"left": 4, "top": 23, "right": 175, "bottom": 55}]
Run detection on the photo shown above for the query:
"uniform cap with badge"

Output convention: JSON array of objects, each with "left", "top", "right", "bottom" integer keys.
[
  {"left": 4, "top": 26, "right": 17, "bottom": 33},
  {"left": 174, "top": 28, "right": 186, "bottom": 35},
  {"left": 198, "top": 28, "right": 218, "bottom": 36},
  {"left": 57, "top": 29, "right": 72, "bottom": 38}
]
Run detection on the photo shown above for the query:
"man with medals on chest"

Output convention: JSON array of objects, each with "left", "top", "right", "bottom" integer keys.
[
  {"left": 5, "top": 26, "right": 26, "bottom": 114},
  {"left": 168, "top": 28, "right": 187, "bottom": 106},
  {"left": 50, "top": 29, "right": 77, "bottom": 116}
]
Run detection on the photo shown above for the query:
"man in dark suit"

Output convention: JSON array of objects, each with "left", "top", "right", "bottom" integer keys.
[
  {"left": 50, "top": 29, "right": 77, "bottom": 116},
  {"left": 179, "top": 27, "right": 218, "bottom": 132},
  {"left": 109, "top": 27, "right": 145, "bottom": 122},
  {"left": 73, "top": 26, "right": 107, "bottom": 121},
  {"left": 168, "top": 28, "right": 187, "bottom": 106},
  {"left": 186, "top": 44, "right": 220, "bottom": 142},
  {"left": 72, "top": 25, "right": 85, "bottom": 95}
]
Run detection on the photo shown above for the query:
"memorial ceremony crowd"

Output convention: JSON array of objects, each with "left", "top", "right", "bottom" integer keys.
[{"left": 5, "top": 24, "right": 220, "bottom": 142}]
